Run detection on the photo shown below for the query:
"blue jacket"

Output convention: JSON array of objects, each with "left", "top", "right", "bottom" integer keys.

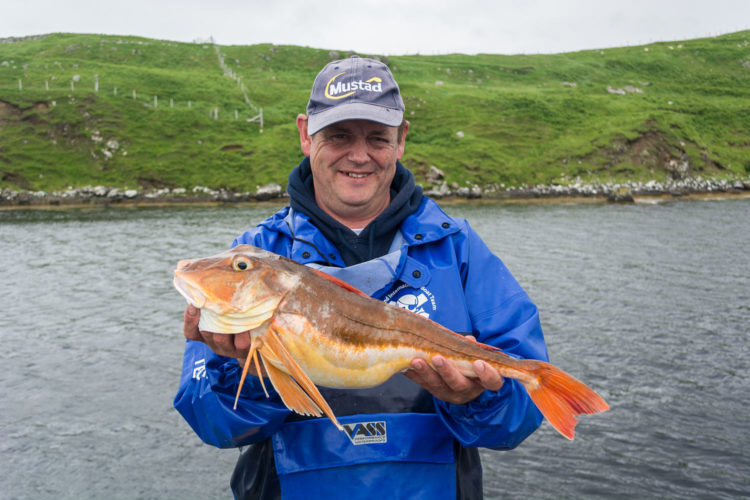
[{"left": 174, "top": 197, "right": 549, "bottom": 500}]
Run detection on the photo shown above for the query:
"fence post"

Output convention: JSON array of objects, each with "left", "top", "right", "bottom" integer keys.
[
  {"left": 18, "top": 79, "right": 22, "bottom": 90},
  {"left": 114, "top": 87, "right": 117, "bottom": 96},
  {"left": 94, "top": 74, "right": 99, "bottom": 92},
  {"left": 154, "top": 95, "right": 158, "bottom": 108},
  {"left": 170, "top": 98, "right": 174, "bottom": 108},
  {"left": 235, "top": 109, "right": 238, "bottom": 120},
  {"left": 46, "top": 80, "right": 49, "bottom": 91},
  {"left": 133, "top": 90, "right": 136, "bottom": 100},
  {"left": 188, "top": 100, "right": 191, "bottom": 108}
]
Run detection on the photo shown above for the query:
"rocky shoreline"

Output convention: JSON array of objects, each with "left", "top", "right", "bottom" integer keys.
[{"left": 2, "top": 177, "right": 750, "bottom": 208}]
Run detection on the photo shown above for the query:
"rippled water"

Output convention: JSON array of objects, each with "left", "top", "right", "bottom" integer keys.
[{"left": 1, "top": 198, "right": 749, "bottom": 499}]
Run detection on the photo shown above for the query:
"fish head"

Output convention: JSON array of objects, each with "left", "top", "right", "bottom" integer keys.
[{"left": 173, "top": 244, "right": 300, "bottom": 333}]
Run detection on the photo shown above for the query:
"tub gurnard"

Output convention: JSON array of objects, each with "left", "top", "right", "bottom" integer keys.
[{"left": 174, "top": 244, "right": 609, "bottom": 440}]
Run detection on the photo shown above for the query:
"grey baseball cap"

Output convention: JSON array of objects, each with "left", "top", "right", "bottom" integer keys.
[{"left": 306, "top": 56, "right": 405, "bottom": 135}]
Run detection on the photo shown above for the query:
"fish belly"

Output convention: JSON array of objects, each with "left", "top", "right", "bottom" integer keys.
[{"left": 271, "top": 312, "right": 422, "bottom": 389}]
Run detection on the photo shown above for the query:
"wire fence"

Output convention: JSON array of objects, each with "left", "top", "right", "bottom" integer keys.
[{"left": 2, "top": 43, "right": 263, "bottom": 129}]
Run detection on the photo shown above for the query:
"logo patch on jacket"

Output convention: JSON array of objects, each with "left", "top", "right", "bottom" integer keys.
[
  {"left": 342, "top": 421, "right": 387, "bottom": 445},
  {"left": 384, "top": 285, "right": 436, "bottom": 319}
]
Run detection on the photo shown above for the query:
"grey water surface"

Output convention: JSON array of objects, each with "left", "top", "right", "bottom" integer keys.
[{"left": 1, "top": 198, "right": 748, "bottom": 499}]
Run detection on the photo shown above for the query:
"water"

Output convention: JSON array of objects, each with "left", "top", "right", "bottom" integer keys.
[{"left": 1, "top": 198, "right": 749, "bottom": 499}]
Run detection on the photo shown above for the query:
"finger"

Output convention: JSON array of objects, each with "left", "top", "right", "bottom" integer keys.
[
  {"left": 473, "top": 360, "right": 504, "bottom": 392},
  {"left": 210, "top": 332, "right": 237, "bottom": 357},
  {"left": 407, "top": 357, "right": 449, "bottom": 392},
  {"left": 431, "top": 355, "right": 474, "bottom": 393},
  {"left": 234, "top": 331, "right": 251, "bottom": 352},
  {"left": 183, "top": 305, "right": 202, "bottom": 341}
]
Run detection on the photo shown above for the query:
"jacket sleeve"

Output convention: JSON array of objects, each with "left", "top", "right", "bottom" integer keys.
[
  {"left": 173, "top": 224, "right": 292, "bottom": 449},
  {"left": 432, "top": 222, "right": 549, "bottom": 450},
  {"left": 173, "top": 340, "right": 290, "bottom": 448}
]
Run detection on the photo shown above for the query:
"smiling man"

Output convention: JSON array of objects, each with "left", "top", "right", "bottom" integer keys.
[{"left": 175, "top": 56, "right": 549, "bottom": 500}]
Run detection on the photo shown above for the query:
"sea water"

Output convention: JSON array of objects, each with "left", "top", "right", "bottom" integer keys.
[{"left": 1, "top": 198, "right": 748, "bottom": 499}]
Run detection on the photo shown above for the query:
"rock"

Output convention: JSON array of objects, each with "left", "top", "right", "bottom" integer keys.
[
  {"left": 455, "top": 131, "right": 464, "bottom": 138},
  {"left": 424, "top": 181, "right": 451, "bottom": 198},
  {"left": 606, "top": 186, "right": 634, "bottom": 202},
  {"left": 426, "top": 165, "right": 445, "bottom": 183},
  {"left": 561, "top": 81, "right": 577, "bottom": 88},
  {"left": 454, "top": 186, "right": 482, "bottom": 199},
  {"left": 254, "top": 183, "right": 283, "bottom": 201},
  {"left": 607, "top": 86, "right": 626, "bottom": 95},
  {"left": 124, "top": 189, "right": 138, "bottom": 199}
]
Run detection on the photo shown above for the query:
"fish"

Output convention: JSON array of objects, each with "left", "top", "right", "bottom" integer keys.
[{"left": 173, "top": 244, "right": 609, "bottom": 440}]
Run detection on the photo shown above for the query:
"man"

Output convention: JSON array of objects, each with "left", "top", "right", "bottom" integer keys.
[{"left": 175, "top": 56, "right": 549, "bottom": 500}]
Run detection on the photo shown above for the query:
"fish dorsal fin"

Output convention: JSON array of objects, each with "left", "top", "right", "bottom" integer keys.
[
  {"left": 260, "top": 323, "right": 344, "bottom": 430},
  {"left": 310, "top": 268, "right": 370, "bottom": 298}
]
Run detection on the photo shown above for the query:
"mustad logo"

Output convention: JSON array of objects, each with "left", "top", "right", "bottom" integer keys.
[
  {"left": 325, "top": 72, "right": 383, "bottom": 100},
  {"left": 342, "top": 421, "right": 387, "bottom": 445}
]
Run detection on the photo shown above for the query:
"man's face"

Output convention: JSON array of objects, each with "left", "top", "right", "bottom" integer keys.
[{"left": 297, "top": 117, "right": 408, "bottom": 228}]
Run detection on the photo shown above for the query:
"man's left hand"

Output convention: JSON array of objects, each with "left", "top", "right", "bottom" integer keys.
[{"left": 404, "top": 354, "right": 503, "bottom": 405}]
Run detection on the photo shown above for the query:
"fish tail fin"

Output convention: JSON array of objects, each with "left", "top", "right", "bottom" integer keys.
[{"left": 524, "top": 361, "right": 609, "bottom": 440}]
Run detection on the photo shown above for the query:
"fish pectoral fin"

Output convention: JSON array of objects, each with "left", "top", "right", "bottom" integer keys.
[
  {"left": 260, "top": 325, "right": 344, "bottom": 431},
  {"left": 233, "top": 335, "right": 269, "bottom": 410},
  {"left": 260, "top": 353, "right": 323, "bottom": 417}
]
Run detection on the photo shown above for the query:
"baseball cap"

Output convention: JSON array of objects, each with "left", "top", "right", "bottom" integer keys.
[{"left": 306, "top": 56, "right": 405, "bottom": 135}]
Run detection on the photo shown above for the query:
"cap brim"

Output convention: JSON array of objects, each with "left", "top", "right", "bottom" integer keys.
[{"left": 307, "top": 102, "right": 404, "bottom": 135}]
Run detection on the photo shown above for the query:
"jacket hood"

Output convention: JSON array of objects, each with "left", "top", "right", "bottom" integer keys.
[{"left": 286, "top": 157, "right": 423, "bottom": 266}]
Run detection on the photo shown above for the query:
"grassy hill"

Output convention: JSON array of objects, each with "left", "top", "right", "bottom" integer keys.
[{"left": 1, "top": 32, "right": 749, "bottom": 194}]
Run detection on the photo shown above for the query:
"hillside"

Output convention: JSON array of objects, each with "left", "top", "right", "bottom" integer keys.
[{"left": 1, "top": 32, "right": 749, "bottom": 198}]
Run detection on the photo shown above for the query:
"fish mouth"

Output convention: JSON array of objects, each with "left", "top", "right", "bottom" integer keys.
[{"left": 173, "top": 274, "right": 207, "bottom": 309}]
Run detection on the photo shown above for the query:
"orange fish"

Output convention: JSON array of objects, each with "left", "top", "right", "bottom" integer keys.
[{"left": 174, "top": 244, "right": 609, "bottom": 440}]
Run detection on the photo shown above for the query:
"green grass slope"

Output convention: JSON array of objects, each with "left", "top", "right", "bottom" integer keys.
[{"left": 1, "top": 32, "right": 749, "bottom": 193}]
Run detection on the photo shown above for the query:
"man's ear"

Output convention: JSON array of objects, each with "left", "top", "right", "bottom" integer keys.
[
  {"left": 297, "top": 114, "right": 312, "bottom": 156},
  {"left": 396, "top": 120, "right": 410, "bottom": 160}
]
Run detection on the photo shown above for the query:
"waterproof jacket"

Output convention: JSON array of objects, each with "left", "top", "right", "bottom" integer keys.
[{"left": 174, "top": 196, "right": 549, "bottom": 500}]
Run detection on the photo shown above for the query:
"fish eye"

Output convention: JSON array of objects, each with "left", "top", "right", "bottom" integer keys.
[{"left": 233, "top": 257, "right": 251, "bottom": 271}]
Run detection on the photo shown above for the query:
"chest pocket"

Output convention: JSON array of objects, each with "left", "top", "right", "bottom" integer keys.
[{"left": 272, "top": 413, "right": 456, "bottom": 500}]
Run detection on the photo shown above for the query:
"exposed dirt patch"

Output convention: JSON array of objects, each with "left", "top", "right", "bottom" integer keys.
[
  {"left": 220, "top": 144, "right": 243, "bottom": 151},
  {"left": 138, "top": 177, "right": 176, "bottom": 190},
  {"left": 1, "top": 171, "right": 30, "bottom": 189},
  {"left": 0, "top": 100, "right": 22, "bottom": 131},
  {"left": 31, "top": 101, "right": 50, "bottom": 111},
  {"left": 588, "top": 125, "right": 724, "bottom": 179},
  {"left": 1, "top": 100, "right": 51, "bottom": 127},
  {"left": 0, "top": 100, "right": 23, "bottom": 118}
]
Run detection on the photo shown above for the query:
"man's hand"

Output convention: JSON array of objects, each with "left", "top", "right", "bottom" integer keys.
[
  {"left": 183, "top": 305, "right": 262, "bottom": 375},
  {"left": 404, "top": 354, "right": 503, "bottom": 405}
]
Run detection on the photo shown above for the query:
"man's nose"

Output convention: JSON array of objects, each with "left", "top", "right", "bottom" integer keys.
[{"left": 347, "top": 137, "right": 369, "bottom": 163}]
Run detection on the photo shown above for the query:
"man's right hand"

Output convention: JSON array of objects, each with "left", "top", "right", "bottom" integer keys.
[{"left": 183, "top": 305, "right": 262, "bottom": 375}]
